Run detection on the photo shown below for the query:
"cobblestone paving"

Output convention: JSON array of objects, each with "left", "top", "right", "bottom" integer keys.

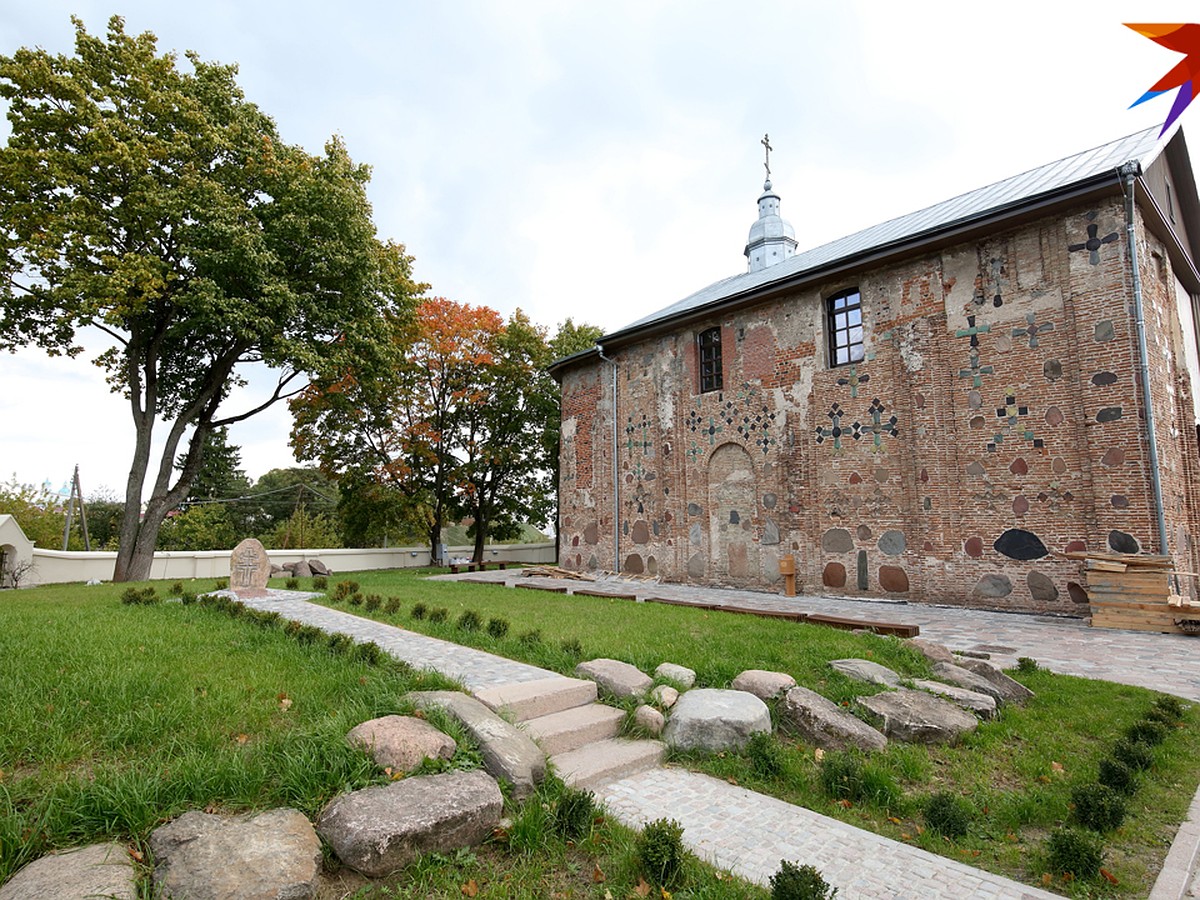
[{"left": 599, "top": 768, "right": 1058, "bottom": 900}]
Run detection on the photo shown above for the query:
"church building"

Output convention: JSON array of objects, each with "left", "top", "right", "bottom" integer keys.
[{"left": 550, "top": 127, "right": 1200, "bottom": 613}]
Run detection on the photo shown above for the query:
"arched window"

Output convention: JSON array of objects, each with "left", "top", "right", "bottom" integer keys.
[
  {"left": 698, "top": 326, "right": 723, "bottom": 393},
  {"left": 827, "top": 289, "right": 864, "bottom": 367}
]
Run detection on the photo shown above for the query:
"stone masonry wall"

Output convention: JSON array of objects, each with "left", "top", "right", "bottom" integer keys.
[{"left": 557, "top": 198, "right": 1200, "bottom": 613}]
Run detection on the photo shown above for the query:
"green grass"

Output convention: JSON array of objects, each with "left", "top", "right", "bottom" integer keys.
[{"left": 313, "top": 568, "right": 1200, "bottom": 897}]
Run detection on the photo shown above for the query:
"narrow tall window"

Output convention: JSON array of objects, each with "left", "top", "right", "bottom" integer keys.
[
  {"left": 827, "top": 289, "right": 864, "bottom": 367},
  {"left": 698, "top": 326, "right": 723, "bottom": 393}
]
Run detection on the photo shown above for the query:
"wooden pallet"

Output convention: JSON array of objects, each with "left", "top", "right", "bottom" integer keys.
[{"left": 1070, "top": 550, "right": 1196, "bottom": 633}]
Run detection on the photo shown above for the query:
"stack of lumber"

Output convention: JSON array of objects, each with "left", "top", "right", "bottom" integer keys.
[
  {"left": 520, "top": 565, "right": 595, "bottom": 581},
  {"left": 1063, "top": 550, "right": 1192, "bottom": 633}
]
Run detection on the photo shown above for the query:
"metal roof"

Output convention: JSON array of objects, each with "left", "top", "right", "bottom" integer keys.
[{"left": 610, "top": 125, "right": 1165, "bottom": 339}]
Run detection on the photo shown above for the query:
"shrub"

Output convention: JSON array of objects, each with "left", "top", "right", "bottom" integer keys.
[
  {"left": 120, "top": 586, "right": 160, "bottom": 606},
  {"left": 1126, "top": 719, "right": 1168, "bottom": 746},
  {"left": 519, "top": 629, "right": 543, "bottom": 646},
  {"left": 364, "top": 594, "right": 381, "bottom": 612},
  {"left": 384, "top": 597, "right": 401, "bottom": 615},
  {"left": 1155, "top": 694, "right": 1186, "bottom": 721},
  {"left": 552, "top": 786, "right": 596, "bottom": 840},
  {"left": 1046, "top": 826, "right": 1104, "bottom": 879},
  {"left": 924, "top": 791, "right": 972, "bottom": 838},
  {"left": 284, "top": 620, "right": 302, "bottom": 637},
  {"left": 1071, "top": 783, "right": 1126, "bottom": 832},
  {"left": 356, "top": 641, "right": 385, "bottom": 665},
  {"left": 1097, "top": 756, "right": 1137, "bottom": 795},
  {"left": 170, "top": 580, "right": 184, "bottom": 595},
  {"left": 1112, "top": 737, "right": 1154, "bottom": 771},
  {"left": 1016, "top": 656, "right": 1039, "bottom": 673},
  {"left": 411, "top": 602, "right": 428, "bottom": 620},
  {"left": 486, "top": 617, "right": 510, "bottom": 639},
  {"left": 637, "top": 818, "right": 686, "bottom": 889},
  {"left": 214, "top": 578, "right": 228, "bottom": 590},
  {"left": 747, "top": 731, "right": 784, "bottom": 779},
  {"left": 457, "top": 610, "right": 482, "bottom": 632},
  {"left": 427, "top": 607, "right": 448, "bottom": 623},
  {"left": 770, "top": 860, "right": 838, "bottom": 900},
  {"left": 180, "top": 591, "right": 197, "bottom": 606},
  {"left": 559, "top": 638, "right": 583, "bottom": 658},
  {"left": 312, "top": 575, "right": 327, "bottom": 591},
  {"left": 285, "top": 577, "right": 299, "bottom": 591},
  {"left": 295, "top": 625, "right": 323, "bottom": 645},
  {"left": 348, "top": 592, "right": 364, "bottom": 606},
  {"left": 327, "top": 633, "right": 354, "bottom": 655}
]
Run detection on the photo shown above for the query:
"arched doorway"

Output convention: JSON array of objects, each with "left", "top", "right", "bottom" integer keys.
[{"left": 708, "top": 443, "right": 758, "bottom": 580}]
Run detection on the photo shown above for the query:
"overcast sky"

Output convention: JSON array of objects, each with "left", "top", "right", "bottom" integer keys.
[{"left": 0, "top": 1, "right": 1192, "bottom": 498}]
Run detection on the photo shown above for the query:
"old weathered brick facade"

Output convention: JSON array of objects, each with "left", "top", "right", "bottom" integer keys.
[{"left": 552, "top": 128, "right": 1200, "bottom": 614}]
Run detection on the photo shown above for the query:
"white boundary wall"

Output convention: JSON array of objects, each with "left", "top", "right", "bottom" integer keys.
[{"left": 21, "top": 542, "right": 556, "bottom": 587}]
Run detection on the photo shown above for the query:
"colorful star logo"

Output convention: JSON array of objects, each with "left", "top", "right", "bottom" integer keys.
[{"left": 1127, "top": 24, "right": 1200, "bottom": 136}]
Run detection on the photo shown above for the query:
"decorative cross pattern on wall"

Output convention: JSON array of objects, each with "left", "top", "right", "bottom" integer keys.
[
  {"left": 956, "top": 314, "right": 990, "bottom": 348},
  {"left": 625, "top": 413, "right": 652, "bottom": 454},
  {"left": 959, "top": 349, "right": 995, "bottom": 388},
  {"left": 836, "top": 365, "right": 869, "bottom": 398},
  {"left": 988, "top": 389, "right": 1044, "bottom": 452},
  {"left": 852, "top": 398, "right": 900, "bottom": 450},
  {"left": 685, "top": 385, "right": 778, "bottom": 459},
  {"left": 815, "top": 402, "right": 848, "bottom": 450},
  {"left": 1013, "top": 313, "right": 1054, "bottom": 349},
  {"left": 1068, "top": 216, "right": 1120, "bottom": 265},
  {"left": 722, "top": 395, "right": 777, "bottom": 455}
]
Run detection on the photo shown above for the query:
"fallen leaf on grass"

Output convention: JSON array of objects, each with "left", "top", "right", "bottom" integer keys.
[
  {"left": 1041, "top": 874, "right": 1053, "bottom": 887},
  {"left": 1036, "top": 775, "right": 1050, "bottom": 784},
  {"left": 413, "top": 708, "right": 426, "bottom": 719},
  {"left": 726, "top": 777, "right": 739, "bottom": 786},
  {"left": 1004, "top": 832, "right": 1018, "bottom": 842},
  {"left": 901, "top": 832, "right": 913, "bottom": 841},
  {"left": 888, "top": 816, "right": 902, "bottom": 825},
  {"left": 593, "top": 864, "right": 605, "bottom": 883},
  {"left": 129, "top": 849, "right": 144, "bottom": 863},
  {"left": 1051, "top": 761, "right": 1064, "bottom": 774},
  {"left": 634, "top": 877, "right": 652, "bottom": 897},
  {"left": 279, "top": 698, "right": 292, "bottom": 711},
  {"left": 814, "top": 748, "right": 825, "bottom": 762},
  {"left": 661, "top": 889, "right": 672, "bottom": 899},
  {"left": 234, "top": 733, "right": 249, "bottom": 745},
  {"left": 836, "top": 799, "right": 853, "bottom": 809},
  {"left": 461, "top": 879, "right": 478, "bottom": 896},
  {"left": 1100, "top": 868, "right": 1119, "bottom": 885},
  {"left": 604, "top": 892, "right": 613, "bottom": 900}
]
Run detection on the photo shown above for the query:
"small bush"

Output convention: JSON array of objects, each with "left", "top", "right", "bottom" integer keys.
[
  {"left": 486, "top": 617, "right": 510, "bottom": 639},
  {"left": 747, "top": 731, "right": 784, "bottom": 779},
  {"left": 284, "top": 620, "right": 303, "bottom": 637},
  {"left": 348, "top": 592, "right": 364, "bottom": 606},
  {"left": 295, "top": 624, "right": 323, "bottom": 645},
  {"left": 1016, "top": 656, "right": 1039, "bottom": 674},
  {"left": 428, "top": 607, "right": 448, "bottom": 623},
  {"left": 170, "top": 581, "right": 184, "bottom": 595},
  {"left": 1112, "top": 737, "right": 1154, "bottom": 771},
  {"left": 328, "top": 633, "right": 354, "bottom": 655},
  {"left": 384, "top": 597, "right": 401, "bottom": 615},
  {"left": 1155, "top": 694, "right": 1186, "bottom": 721},
  {"left": 411, "top": 602, "right": 428, "bottom": 620},
  {"left": 312, "top": 575, "right": 327, "bottom": 591},
  {"left": 180, "top": 591, "right": 197, "bottom": 606},
  {"left": 283, "top": 577, "right": 298, "bottom": 590},
  {"left": 120, "top": 586, "right": 160, "bottom": 606},
  {"left": 457, "top": 610, "right": 482, "bottom": 632},
  {"left": 552, "top": 786, "right": 596, "bottom": 840},
  {"left": 637, "top": 818, "right": 686, "bottom": 889},
  {"left": 1071, "top": 783, "right": 1126, "bottom": 832},
  {"left": 1126, "top": 719, "right": 1168, "bottom": 747},
  {"left": 770, "top": 860, "right": 838, "bottom": 900},
  {"left": 214, "top": 578, "right": 228, "bottom": 590},
  {"left": 364, "top": 594, "right": 382, "bottom": 612},
  {"left": 356, "top": 641, "right": 385, "bottom": 665},
  {"left": 1098, "top": 756, "right": 1137, "bottom": 795},
  {"left": 924, "top": 791, "right": 972, "bottom": 838},
  {"left": 559, "top": 638, "right": 583, "bottom": 658},
  {"left": 519, "top": 629, "right": 543, "bottom": 646},
  {"left": 1046, "top": 826, "right": 1104, "bottom": 880}
]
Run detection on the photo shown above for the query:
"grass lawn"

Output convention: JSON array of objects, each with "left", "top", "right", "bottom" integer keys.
[{"left": 310, "top": 568, "right": 1200, "bottom": 898}]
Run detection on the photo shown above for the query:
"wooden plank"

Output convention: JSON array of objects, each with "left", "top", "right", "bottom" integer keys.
[
  {"left": 515, "top": 582, "right": 568, "bottom": 593},
  {"left": 571, "top": 588, "right": 639, "bottom": 600},
  {"left": 1086, "top": 560, "right": 1128, "bottom": 572},
  {"left": 807, "top": 613, "right": 920, "bottom": 638}
]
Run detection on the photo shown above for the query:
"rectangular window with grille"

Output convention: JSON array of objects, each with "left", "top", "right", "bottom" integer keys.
[
  {"left": 698, "top": 326, "right": 723, "bottom": 393},
  {"left": 828, "top": 289, "right": 864, "bottom": 367}
]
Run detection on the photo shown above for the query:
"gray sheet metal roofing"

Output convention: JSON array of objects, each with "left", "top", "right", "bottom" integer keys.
[{"left": 611, "top": 125, "right": 1164, "bottom": 338}]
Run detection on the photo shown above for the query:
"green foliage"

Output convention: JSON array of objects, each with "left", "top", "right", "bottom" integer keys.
[
  {"left": 1016, "top": 657, "right": 1039, "bottom": 674},
  {"left": 923, "top": 792, "right": 972, "bottom": 838},
  {"left": 1045, "top": 826, "right": 1104, "bottom": 879},
  {"left": 356, "top": 642, "right": 385, "bottom": 665},
  {"left": 457, "top": 610, "right": 482, "bottom": 632},
  {"left": 120, "top": 586, "right": 160, "bottom": 606},
  {"left": 156, "top": 505, "right": 237, "bottom": 552},
  {"left": 0, "top": 477, "right": 74, "bottom": 550},
  {"left": 551, "top": 785, "right": 596, "bottom": 840},
  {"left": 327, "top": 633, "right": 355, "bottom": 656},
  {"left": 1112, "top": 737, "right": 1154, "bottom": 772},
  {"left": 1098, "top": 756, "right": 1137, "bottom": 795},
  {"left": 245, "top": 468, "right": 341, "bottom": 538},
  {"left": 819, "top": 752, "right": 900, "bottom": 809},
  {"left": 364, "top": 594, "right": 382, "bottom": 612},
  {"left": 1070, "top": 783, "right": 1126, "bottom": 832},
  {"left": 559, "top": 637, "right": 583, "bottom": 659},
  {"left": 411, "top": 602, "right": 428, "bottom": 620},
  {"left": 769, "top": 860, "right": 838, "bottom": 900},
  {"left": 519, "top": 629, "right": 544, "bottom": 646},
  {"left": 427, "top": 607, "right": 448, "bottom": 624},
  {"left": 486, "top": 617, "right": 509, "bottom": 639},
  {"left": 1126, "top": 719, "right": 1169, "bottom": 747},
  {"left": 285, "top": 578, "right": 299, "bottom": 591},
  {"left": 636, "top": 817, "right": 686, "bottom": 889},
  {"left": 348, "top": 592, "right": 364, "bottom": 606},
  {"left": 312, "top": 575, "right": 327, "bottom": 591},
  {"left": 170, "top": 582, "right": 184, "bottom": 595},
  {"left": 383, "top": 597, "right": 401, "bottom": 615},
  {"left": 264, "top": 505, "right": 343, "bottom": 551},
  {"left": 747, "top": 732, "right": 784, "bottom": 779},
  {"left": 213, "top": 579, "right": 228, "bottom": 591},
  {"left": 331, "top": 580, "right": 359, "bottom": 602},
  {"left": 1155, "top": 695, "right": 1186, "bottom": 721}
]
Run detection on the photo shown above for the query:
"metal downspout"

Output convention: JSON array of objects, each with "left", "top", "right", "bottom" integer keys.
[
  {"left": 1121, "top": 162, "right": 1171, "bottom": 555},
  {"left": 597, "top": 345, "right": 619, "bottom": 572}
]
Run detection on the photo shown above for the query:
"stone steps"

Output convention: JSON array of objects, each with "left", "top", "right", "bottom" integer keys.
[
  {"left": 522, "top": 703, "right": 625, "bottom": 756},
  {"left": 550, "top": 738, "right": 667, "bottom": 791},
  {"left": 474, "top": 676, "right": 597, "bottom": 722}
]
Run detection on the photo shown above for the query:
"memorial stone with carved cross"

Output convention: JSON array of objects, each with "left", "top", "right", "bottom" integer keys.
[{"left": 229, "top": 538, "right": 271, "bottom": 597}]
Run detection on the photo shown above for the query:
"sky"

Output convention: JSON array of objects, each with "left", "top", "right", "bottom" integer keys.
[{"left": 0, "top": 1, "right": 1193, "bottom": 499}]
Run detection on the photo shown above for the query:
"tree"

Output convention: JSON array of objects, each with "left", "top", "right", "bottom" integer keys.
[
  {"left": 0, "top": 477, "right": 72, "bottom": 549},
  {"left": 0, "top": 18, "right": 418, "bottom": 579},
  {"left": 156, "top": 503, "right": 236, "bottom": 551}
]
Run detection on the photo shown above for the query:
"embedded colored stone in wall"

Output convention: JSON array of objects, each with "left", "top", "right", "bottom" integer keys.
[
  {"left": 874, "top": 468, "right": 890, "bottom": 483},
  {"left": 966, "top": 461, "right": 986, "bottom": 476},
  {"left": 631, "top": 521, "right": 650, "bottom": 544},
  {"left": 763, "top": 493, "right": 777, "bottom": 509},
  {"left": 1045, "top": 407, "right": 1064, "bottom": 427},
  {"left": 1111, "top": 495, "right": 1129, "bottom": 509},
  {"left": 1065, "top": 540, "right": 1086, "bottom": 553},
  {"left": 688, "top": 503, "right": 702, "bottom": 516},
  {"left": 1096, "top": 407, "right": 1122, "bottom": 423},
  {"left": 584, "top": 523, "right": 599, "bottom": 545},
  {"left": 968, "top": 390, "right": 982, "bottom": 409},
  {"left": 879, "top": 565, "right": 909, "bottom": 592},
  {"left": 1044, "top": 359, "right": 1062, "bottom": 381},
  {"left": 965, "top": 536, "right": 984, "bottom": 558},
  {"left": 1067, "top": 581, "right": 1089, "bottom": 604},
  {"left": 822, "top": 528, "right": 854, "bottom": 553},
  {"left": 647, "top": 556, "right": 658, "bottom": 576},
  {"left": 973, "top": 574, "right": 1013, "bottom": 598},
  {"left": 588, "top": 554, "right": 599, "bottom": 570},
  {"left": 1094, "top": 320, "right": 1115, "bottom": 342},
  {"left": 763, "top": 519, "right": 780, "bottom": 545},
  {"left": 1092, "top": 371, "right": 1117, "bottom": 386},
  {"left": 689, "top": 524, "right": 701, "bottom": 547},
  {"left": 915, "top": 392, "right": 926, "bottom": 409},
  {"left": 823, "top": 562, "right": 847, "bottom": 588},
  {"left": 572, "top": 535, "right": 579, "bottom": 546},
  {"left": 624, "top": 554, "right": 644, "bottom": 575},
  {"left": 652, "top": 521, "right": 660, "bottom": 536},
  {"left": 878, "top": 530, "right": 906, "bottom": 556},
  {"left": 1027, "top": 571, "right": 1058, "bottom": 602},
  {"left": 729, "top": 511, "right": 740, "bottom": 525},
  {"left": 1108, "top": 530, "right": 1140, "bottom": 554},
  {"left": 1013, "top": 495, "right": 1029, "bottom": 515},
  {"left": 1009, "top": 458, "right": 1028, "bottom": 476},
  {"left": 923, "top": 497, "right": 932, "bottom": 510},
  {"left": 849, "top": 472, "right": 863, "bottom": 484},
  {"left": 857, "top": 525, "right": 872, "bottom": 541},
  {"left": 919, "top": 468, "right": 928, "bottom": 483},
  {"left": 857, "top": 550, "right": 868, "bottom": 590},
  {"left": 1052, "top": 457, "right": 1068, "bottom": 474},
  {"left": 728, "top": 543, "right": 749, "bottom": 578},
  {"left": 970, "top": 416, "right": 986, "bottom": 429},
  {"left": 1101, "top": 448, "right": 1125, "bottom": 467},
  {"left": 993, "top": 528, "right": 1049, "bottom": 560}
]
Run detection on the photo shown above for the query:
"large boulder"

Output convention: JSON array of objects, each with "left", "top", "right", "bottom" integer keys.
[
  {"left": 778, "top": 685, "right": 887, "bottom": 752},
  {"left": 291, "top": 561, "right": 313, "bottom": 579},
  {"left": 308, "top": 559, "right": 332, "bottom": 576},
  {"left": 663, "top": 688, "right": 771, "bottom": 752},
  {"left": 913, "top": 679, "right": 997, "bottom": 720},
  {"left": 906, "top": 638, "right": 956, "bottom": 666},
  {"left": 346, "top": 715, "right": 457, "bottom": 773},
  {"left": 0, "top": 843, "right": 136, "bottom": 900},
  {"left": 857, "top": 689, "right": 979, "bottom": 744},
  {"left": 954, "top": 657, "right": 1035, "bottom": 703},
  {"left": 932, "top": 662, "right": 1004, "bottom": 703},
  {"left": 731, "top": 669, "right": 796, "bottom": 700},
  {"left": 149, "top": 808, "right": 321, "bottom": 900},
  {"left": 407, "top": 691, "right": 544, "bottom": 799},
  {"left": 654, "top": 662, "right": 696, "bottom": 688},
  {"left": 575, "top": 658, "right": 652, "bottom": 698},
  {"left": 317, "top": 770, "right": 502, "bottom": 877},
  {"left": 829, "top": 658, "right": 902, "bottom": 688}
]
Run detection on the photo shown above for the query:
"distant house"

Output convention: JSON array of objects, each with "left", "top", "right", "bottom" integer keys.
[{"left": 550, "top": 127, "right": 1200, "bottom": 613}]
